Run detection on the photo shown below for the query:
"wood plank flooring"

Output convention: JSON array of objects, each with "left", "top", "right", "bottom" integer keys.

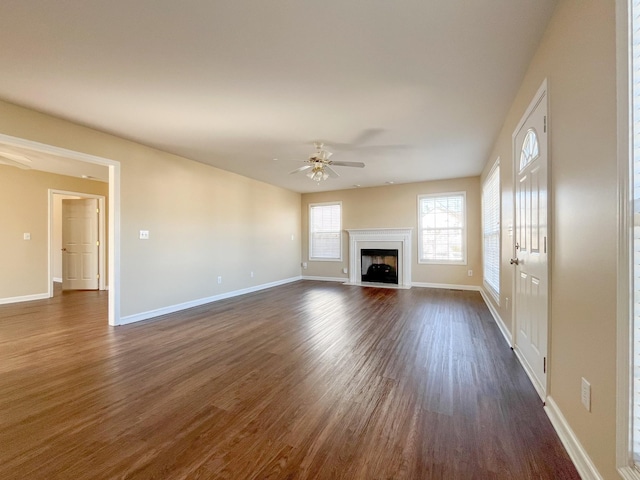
[{"left": 0, "top": 281, "right": 579, "bottom": 479}]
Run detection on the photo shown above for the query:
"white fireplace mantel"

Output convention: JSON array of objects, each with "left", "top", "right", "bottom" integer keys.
[{"left": 346, "top": 228, "right": 413, "bottom": 288}]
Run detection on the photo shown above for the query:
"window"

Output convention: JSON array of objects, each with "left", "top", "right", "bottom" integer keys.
[
  {"left": 623, "top": 0, "right": 640, "bottom": 474},
  {"left": 633, "top": 0, "right": 640, "bottom": 468},
  {"left": 418, "top": 192, "right": 466, "bottom": 264},
  {"left": 309, "top": 202, "right": 342, "bottom": 261},
  {"left": 519, "top": 129, "right": 539, "bottom": 171},
  {"left": 483, "top": 161, "right": 500, "bottom": 301}
]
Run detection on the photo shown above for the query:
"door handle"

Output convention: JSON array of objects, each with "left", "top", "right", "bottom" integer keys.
[{"left": 510, "top": 258, "right": 519, "bottom": 265}]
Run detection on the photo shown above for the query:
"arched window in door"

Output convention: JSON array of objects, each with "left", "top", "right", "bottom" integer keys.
[{"left": 519, "top": 128, "right": 539, "bottom": 171}]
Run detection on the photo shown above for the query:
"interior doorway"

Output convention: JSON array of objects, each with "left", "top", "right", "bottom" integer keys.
[
  {"left": 50, "top": 191, "right": 107, "bottom": 294},
  {"left": 0, "top": 133, "right": 121, "bottom": 326}
]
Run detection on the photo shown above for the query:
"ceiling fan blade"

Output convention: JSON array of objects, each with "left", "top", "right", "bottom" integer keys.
[
  {"left": 0, "top": 154, "right": 32, "bottom": 169},
  {"left": 330, "top": 161, "right": 365, "bottom": 168},
  {"left": 289, "top": 165, "right": 312, "bottom": 175},
  {"left": 324, "top": 165, "right": 340, "bottom": 178}
]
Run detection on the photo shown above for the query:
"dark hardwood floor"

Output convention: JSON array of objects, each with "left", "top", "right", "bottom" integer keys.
[{"left": 0, "top": 281, "right": 579, "bottom": 479}]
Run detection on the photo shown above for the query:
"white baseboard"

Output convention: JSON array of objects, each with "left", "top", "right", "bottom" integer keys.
[
  {"left": 0, "top": 292, "right": 50, "bottom": 305},
  {"left": 53, "top": 277, "right": 62, "bottom": 283},
  {"left": 544, "top": 396, "right": 603, "bottom": 480},
  {"left": 479, "top": 288, "right": 512, "bottom": 347},
  {"left": 119, "top": 276, "right": 302, "bottom": 326},
  {"left": 301, "top": 276, "right": 346, "bottom": 282},
  {"left": 411, "top": 282, "right": 481, "bottom": 291}
]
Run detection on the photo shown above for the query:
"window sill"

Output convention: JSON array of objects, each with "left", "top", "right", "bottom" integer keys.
[{"left": 418, "top": 260, "right": 467, "bottom": 266}]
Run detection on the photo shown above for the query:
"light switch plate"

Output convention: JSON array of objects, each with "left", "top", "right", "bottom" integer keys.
[{"left": 23, "top": 233, "right": 31, "bottom": 240}]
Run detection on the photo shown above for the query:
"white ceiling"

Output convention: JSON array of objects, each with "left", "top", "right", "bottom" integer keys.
[{"left": 0, "top": 1, "right": 557, "bottom": 193}]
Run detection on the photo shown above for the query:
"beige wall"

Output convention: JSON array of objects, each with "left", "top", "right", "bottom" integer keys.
[
  {"left": 480, "top": 0, "right": 617, "bottom": 476},
  {"left": 0, "top": 100, "right": 302, "bottom": 318},
  {"left": 0, "top": 167, "right": 108, "bottom": 299},
  {"left": 301, "top": 176, "right": 482, "bottom": 287}
]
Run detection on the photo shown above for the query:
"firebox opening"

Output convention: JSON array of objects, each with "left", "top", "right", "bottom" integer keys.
[{"left": 361, "top": 249, "right": 398, "bottom": 284}]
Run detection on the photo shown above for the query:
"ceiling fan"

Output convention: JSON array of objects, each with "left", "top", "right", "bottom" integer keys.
[{"left": 289, "top": 142, "right": 365, "bottom": 182}]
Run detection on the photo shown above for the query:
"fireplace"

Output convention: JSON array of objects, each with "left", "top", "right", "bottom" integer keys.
[
  {"left": 346, "top": 228, "right": 413, "bottom": 288},
  {"left": 361, "top": 249, "right": 398, "bottom": 284}
]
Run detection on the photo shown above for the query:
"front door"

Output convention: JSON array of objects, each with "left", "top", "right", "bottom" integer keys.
[
  {"left": 512, "top": 85, "right": 548, "bottom": 399},
  {"left": 62, "top": 198, "right": 99, "bottom": 290}
]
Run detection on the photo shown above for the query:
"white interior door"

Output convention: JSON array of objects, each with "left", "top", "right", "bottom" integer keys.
[
  {"left": 512, "top": 86, "right": 548, "bottom": 399},
  {"left": 62, "top": 198, "right": 99, "bottom": 290}
]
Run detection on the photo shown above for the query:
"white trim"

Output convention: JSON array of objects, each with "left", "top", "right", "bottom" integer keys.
[
  {"left": 411, "top": 282, "right": 480, "bottom": 291},
  {"left": 0, "top": 133, "right": 121, "bottom": 326},
  {"left": 513, "top": 79, "right": 549, "bottom": 137},
  {"left": 346, "top": 228, "right": 413, "bottom": 287},
  {"left": 0, "top": 293, "right": 49, "bottom": 305},
  {"left": 301, "top": 276, "right": 345, "bottom": 282},
  {"left": 119, "top": 276, "right": 301, "bottom": 325},
  {"left": 617, "top": 0, "right": 639, "bottom": 476},
  {"left": 544, "top": 396, "right": 604, "bottom": 480},
  {"left": 479, "top": 288, "right": 512, "bottom": 347},
  {"left": 53, "top": 277, "right": 62, "bottom": 283}
]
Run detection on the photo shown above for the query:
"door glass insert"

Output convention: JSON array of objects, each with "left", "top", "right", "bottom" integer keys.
[{"left": 519, "top": 128, "right": 539, "bottom": 171}]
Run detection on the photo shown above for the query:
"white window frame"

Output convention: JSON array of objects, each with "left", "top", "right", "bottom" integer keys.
[
  {"left": 309, "top": 201, "right": 342, "bottom": 262},
  {"left": 417, "top": 191, "right": 467, "bottom": 265},
  {"left": 617, "top": 0, "right": 640, "bottom": 477},
  {"left": 482, "top": 160, "right": 501, "bottom": 303}
]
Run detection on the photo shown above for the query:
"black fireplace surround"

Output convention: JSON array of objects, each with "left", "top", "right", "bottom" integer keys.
[{"left": 361, "top": 248, "right": 398, "bottom": 284}]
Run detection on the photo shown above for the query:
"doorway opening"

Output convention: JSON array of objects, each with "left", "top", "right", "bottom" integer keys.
[
  {"left": 50, "top": 191, "right": 107, "bottom": 294},
  {"left": 0, "top": 133, "right": 121, "bottom": 326}
]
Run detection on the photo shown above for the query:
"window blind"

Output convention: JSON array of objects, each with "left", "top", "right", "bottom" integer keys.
[
  {"left": 309, "top": 203, "right": 341, "bottom": 260},
  {"left": 483, "top": 164, "right": 500, "bottom": 300},
  {"left": 633, "top": 0, "right": 640, "bottom": 465}
]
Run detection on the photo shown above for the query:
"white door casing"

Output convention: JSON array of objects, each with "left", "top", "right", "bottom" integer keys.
[
  {"left": 62, "top": 198, "right": 99, "bottom": 290},
  {"left": 512, "top": 81, "right": 549, "bottom": 400}
]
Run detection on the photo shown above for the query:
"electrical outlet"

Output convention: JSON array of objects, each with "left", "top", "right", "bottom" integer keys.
[
  {"left": 302, "top": 262, "right": 308, "bottom": 269},
  {"left": 217, "top": 276, "right": 222, "bottom": 284},
  {"left": 467, "top": 269, "right": 473, "bottom": 277},
  {"left": 139, "top": 230, "right": 149, "bottom": 240},
  {"left": 581, "top": 377, "right": 591, "bottom": 411},
  {"left": 250, "top": 271, "right": 254, "bottom": 278},
  {"left": 23, "top": 233, "right": 31, "bottom": 240},
  {"left": 342, "top": 267, "right": 348, "bottom": 274}
]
